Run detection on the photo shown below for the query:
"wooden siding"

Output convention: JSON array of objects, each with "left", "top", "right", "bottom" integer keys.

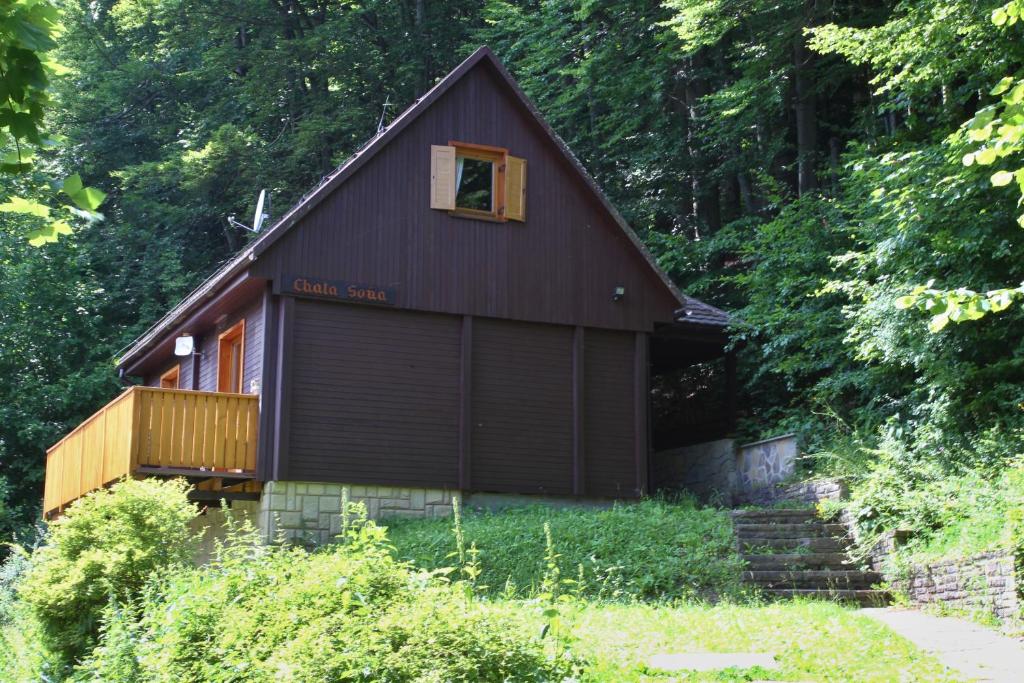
[
  {"left": 583, "top": 329, "right": 639, "bottom": 497},
  {"left": 286, "top": 301, "right": 462, "bottom": 487},
  {"left": 43, "top": 387, "right": 259, "bottom": 517},
  {"left": 252, "top": 61, "right": 679, "bottom": 332},
  {"left": 470, "top": 318, "right": 574, "bottom": 495},
  {"left": 145, "top": 297, "right": 264, "bottom": 394}
]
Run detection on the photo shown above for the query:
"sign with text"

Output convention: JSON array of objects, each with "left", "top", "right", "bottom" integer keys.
[{"left": 284, "top": 276, "right": 397, "bottom": 306}]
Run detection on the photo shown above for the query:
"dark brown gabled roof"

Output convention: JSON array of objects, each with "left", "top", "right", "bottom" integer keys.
[
  {"left": 117, "top": 46, "right": 728, "bottom": 370},
  {"left": 676, "top": 297, "right": 731, "bottom": 328}
]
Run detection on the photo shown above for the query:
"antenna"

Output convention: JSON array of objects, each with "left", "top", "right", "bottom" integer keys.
[
  {"left": 377, "top": 95, "right": 392, "bottom": 134},
  {"left": 228, "top": 189, "right": 270, "bottom": 233}
]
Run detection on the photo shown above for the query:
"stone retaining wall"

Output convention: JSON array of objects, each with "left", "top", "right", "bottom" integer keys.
[
  {"left": 736, "top": 434, "right": 798, "bottom": 493},
  {"left": 651, "top": 438, "right": 737, "bottom": 504},
  {"left": 258, "top": 481, "right": 455, "bottom": 545},
  {"left": 895, "top": 551, "right": 1019, "bottom": 621},
  {"left": 734, "top": 477, "right": 847, "bottom": 507}
]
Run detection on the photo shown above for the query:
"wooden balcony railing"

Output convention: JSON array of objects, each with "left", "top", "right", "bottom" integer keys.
[{"left": 43, "top": 386, "right": 259, "bottom": 517}]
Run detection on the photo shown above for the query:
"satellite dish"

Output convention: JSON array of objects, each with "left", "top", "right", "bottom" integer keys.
[
  {"left": 252, "top": 189, "right": 268, "bottom": 232},
  {"left": 174, "top": 334, "right": 195, "bottom": 357},
  {"left": 228, "top": 189, "right": 270, "bottom": 233}
]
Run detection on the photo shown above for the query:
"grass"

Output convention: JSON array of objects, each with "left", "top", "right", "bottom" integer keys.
[
  {"left": 488, "top": 600, "right": 962, "bottom": 682},
  {"left": 385, "top": 499, "right": 744, "bottom": 601}
]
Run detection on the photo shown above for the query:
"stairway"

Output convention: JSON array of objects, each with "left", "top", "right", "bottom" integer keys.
[{"left": 733, "top": 508, "right": 891, "bottom": 606}]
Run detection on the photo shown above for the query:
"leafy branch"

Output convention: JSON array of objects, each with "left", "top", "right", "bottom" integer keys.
[
  {"left": 0, "top": 0, "right": 105, "bottom": 244},
  {"left": 896, "top": 0, "right": 1024, "bottom": 331}
]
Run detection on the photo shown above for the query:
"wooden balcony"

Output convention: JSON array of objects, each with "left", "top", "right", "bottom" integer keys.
[{"left": 43, "top": 386, "right": 260, "bottom": 518}]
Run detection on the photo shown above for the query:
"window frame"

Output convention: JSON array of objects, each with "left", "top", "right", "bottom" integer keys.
[
  {"left": 159, "top": 365, "right": 180, "bottom": 389},
  {"left": 448, "top": 140, "right": 507, "bottom": 222},
  {"left": 217, "top": 320, "right": 246, "bottom": 394}
]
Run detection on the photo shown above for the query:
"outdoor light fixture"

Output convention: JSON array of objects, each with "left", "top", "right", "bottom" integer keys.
[
  {"left": 174, "top": 333, "right": 196, "bottom": 357},
  {"left": 612, "top": 285, "right": 626, "bottom": 302}
]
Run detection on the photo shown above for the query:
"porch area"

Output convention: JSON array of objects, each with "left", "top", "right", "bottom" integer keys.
[{"left": 43, "top": 386, "right": 260, "bottom": 518}]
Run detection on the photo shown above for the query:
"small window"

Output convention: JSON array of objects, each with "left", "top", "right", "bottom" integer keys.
[
  {"left": 217, "top": 320, "right": 245, "bottom": 393},
  {"left": 160, "top": 365, "right": 180, "bottom": 389},
  {"left": 430, "top": 142, "right": 526, "bottom": 221}
]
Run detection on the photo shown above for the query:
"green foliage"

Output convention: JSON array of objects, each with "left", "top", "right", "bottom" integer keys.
[
  {"left": 884, "top": 1, "right": 1024, "bottom": 329},
  {"left": 387, "top": 499, "right": 743, "bottom": 602},
  {"left": 75, "top": 505, "right": 580, "bottom": 683},
  {"left": 841, "top": 433, "right": 1024, "bottom": 570},
  {"left": 16, "top": 478, "right": 196, "bottom": 664},
  {"left": 0, "top": 0, "right": 105, "bottom": 242}
]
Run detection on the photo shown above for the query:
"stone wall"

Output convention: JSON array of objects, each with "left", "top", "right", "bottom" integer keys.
[
  {"left": 651, "top": 438, "right": 737, "bottom": 504},
  {"left": 258, "top": 481, "right": 455, "bottom": 545},
  {"left": 736, "top": 434, "right": 798, "bottom": 493},
  {"left": 734, "top": 477, "right": 847, "bottom": 507},
  {"left": 895, "top": 551, "right": 1019, "bottom": 621}
]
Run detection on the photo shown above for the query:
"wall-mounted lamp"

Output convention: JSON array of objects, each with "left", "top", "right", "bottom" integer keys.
[
  {"left": 612, "top": 285, "right": 626, "bottom": 302},
  {"left": 174, "top": 333, "right": 199, "bottom": 357}
]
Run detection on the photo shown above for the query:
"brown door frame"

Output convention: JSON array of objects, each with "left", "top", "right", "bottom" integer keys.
[{"left": 217, "top": 320, "right": 246, "bottom": 393}]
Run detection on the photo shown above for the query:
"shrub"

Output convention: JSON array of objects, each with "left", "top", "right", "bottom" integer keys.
[
  {"left": 17, "top": 477, "right": 197, "bottom": 664},
  {"left": 841, "top": 429, "right": 1024, "bottom": 570},
  {"left": 386, "top": 498, "right": 743, "bottom": 601},
  {"left": 77, "top": 507, "right": 580, "bottom": 682}
]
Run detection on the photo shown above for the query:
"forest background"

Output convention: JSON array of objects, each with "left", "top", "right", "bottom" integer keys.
[{"left": 2, "top": 0, "right": 1023, "bottom": 544}]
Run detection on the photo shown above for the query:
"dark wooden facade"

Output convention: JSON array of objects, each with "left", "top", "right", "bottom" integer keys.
[{"left": 125, "top": 47, "right": 730, "bottom": 500}]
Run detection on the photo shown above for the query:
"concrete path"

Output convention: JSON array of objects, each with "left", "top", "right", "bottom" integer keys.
[{"left": 863, "top": 607, "right": 1024, "bottom": 682}]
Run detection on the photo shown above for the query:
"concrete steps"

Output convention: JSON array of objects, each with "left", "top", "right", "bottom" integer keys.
[
  {"left": 743, "top": 569, "right": 884, "bottom": 589},
  {"left": 739, "top": 536, "right": 848, "bottom": 553},
  {"left": 733, "top": 508, "right": 891, "bottom": 605},
  {"left": 741, "top": 552, "right": 856, "bottom": 570}
]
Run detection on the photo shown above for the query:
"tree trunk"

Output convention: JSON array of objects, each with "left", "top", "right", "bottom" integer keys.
[
  {"left": 793, "top": 0, "right": 823, "bottom": 196},
  {"left": 683, "top": 52, "right": 721, "bottom": 238},
  {"left": 793, "top": 35, "right": 818, "bottom": 196}
]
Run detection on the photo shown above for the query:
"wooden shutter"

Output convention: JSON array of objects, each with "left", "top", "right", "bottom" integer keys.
[
  {"left": 430, "top": 145, "right": 456, "bottom": 210},
  {"left": 505, "top": 155, "right": 526, "bottom": 222}
]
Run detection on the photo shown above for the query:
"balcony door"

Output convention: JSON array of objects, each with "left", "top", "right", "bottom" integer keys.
[{"left": 217, "top": 320, "right": 245, "bottom": 393}]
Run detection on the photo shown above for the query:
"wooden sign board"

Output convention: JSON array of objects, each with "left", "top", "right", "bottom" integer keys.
[{"left": 283, "top": 276, "right": 397, "bottom": 306}]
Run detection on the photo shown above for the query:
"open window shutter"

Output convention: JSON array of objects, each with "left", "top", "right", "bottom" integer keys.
[
  {"left": 505, "top": 155, "right": 526, "bottom": 222},
  {"left": 430, "top": 145, "right": 456, "bottom": 210}
]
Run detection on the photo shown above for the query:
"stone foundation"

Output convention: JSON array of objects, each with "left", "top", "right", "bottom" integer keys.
[
  {"left": 896, "top": 551, "right": 1019, "bottom": 621},
  {"left": 257, "top": 481, "right": 455, "bottom": 545}
]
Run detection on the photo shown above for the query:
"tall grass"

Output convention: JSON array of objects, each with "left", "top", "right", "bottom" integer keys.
[{"left": 386, "top": 498, "right": 743, "bottom": 601}]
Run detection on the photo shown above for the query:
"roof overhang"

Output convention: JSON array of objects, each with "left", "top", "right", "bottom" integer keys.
[{"left": 120, "top": 271, "right": 266, "bottom": 377}]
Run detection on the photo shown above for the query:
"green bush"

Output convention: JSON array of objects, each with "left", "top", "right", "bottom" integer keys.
[
  {"left": 17, "top": 477, "right": 197, "bottom": 664},
  {"left": 76, "top": 509, "right": 580, "bottom": 682},
  {"left": 386, "top": 498, "right": 742, "bottom": 601}
]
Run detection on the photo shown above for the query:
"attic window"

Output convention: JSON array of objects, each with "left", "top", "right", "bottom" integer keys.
[{"left": 430, "top": 142, "right": 526, "bottom": 222}]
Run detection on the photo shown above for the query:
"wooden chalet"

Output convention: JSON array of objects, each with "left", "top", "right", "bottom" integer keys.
[{"left": 43, "top": 47, "right": 730, "bottom": 527}]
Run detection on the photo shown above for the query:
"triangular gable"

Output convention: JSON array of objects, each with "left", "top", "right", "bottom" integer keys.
[{"left": 245, "top": 47, "right": 682, "bottom": 303}]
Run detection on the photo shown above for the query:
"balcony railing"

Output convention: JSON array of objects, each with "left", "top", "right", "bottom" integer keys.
[{"left": 43, "top": 386, "right": 260, "bottom": 517}]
